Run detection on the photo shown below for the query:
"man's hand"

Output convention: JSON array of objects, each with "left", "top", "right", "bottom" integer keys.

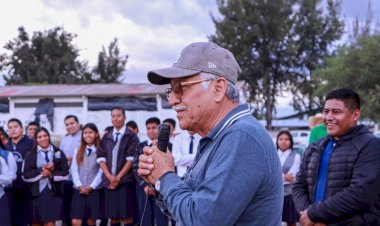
[
  {"left": 143, "top": 185, "right": 156, "bottom": 196},
  {"left": 137, "top": 140, "right": 175, "bottom": 184},
  {"left": 300, "top": 209, "right": 315, "bottom": 226},
  {"left": 284, "top": 173, "right": 295, "bottom": 182}
]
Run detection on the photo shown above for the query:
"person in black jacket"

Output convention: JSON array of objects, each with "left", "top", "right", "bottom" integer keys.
[
  {"left": 22, "top": 127, "right": 69, "bottom": 226},
  {"left": 293, "top": 88, "right": 380, "bottom": 226},
  {"left": 97, "top": 107, "right": 139, "bottom": 226},
  {"left": 5, "top": 118, "right": 34, "bottom": 226}
]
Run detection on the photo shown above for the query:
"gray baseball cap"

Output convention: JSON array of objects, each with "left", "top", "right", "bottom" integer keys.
[{"left": 147, "top": 42, "right": 242, "bottom": 85}]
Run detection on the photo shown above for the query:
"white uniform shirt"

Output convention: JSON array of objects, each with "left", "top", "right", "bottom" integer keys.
[
  {"left": 0, "top": 156, "right": 17, "bottom": 198},
  {"left": 277, "top": 149, "right": 301, "bottom": 184},
  {"left": 172, "top": 132, "right": 201, "bottom": 177}
]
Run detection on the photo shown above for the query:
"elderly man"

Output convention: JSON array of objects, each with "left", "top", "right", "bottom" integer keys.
[
  {"left": 293, "top": 88, "right": 380, "bottom": 225},
  {"left": 138, "top": 42, "right": 283, "bottom": 225}
]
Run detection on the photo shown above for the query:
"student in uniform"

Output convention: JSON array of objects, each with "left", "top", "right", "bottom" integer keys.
[
  {"left": 97, "top": 107, "right": 139, "bottom": 226},
  {"left": 0, "top": 154, "right": 17, "bottom": 226},
  {"left": 276, "top": 130, "right": 301, "bottom": 226},
  {"left": 22, "top": 127, "right": 69, "bottom": 226},
  {"left": 5, "top": 118, "right": 34, "bottom": 226},
  {"left": 70, "top": 123, "right": 103, "bottom": 226}
]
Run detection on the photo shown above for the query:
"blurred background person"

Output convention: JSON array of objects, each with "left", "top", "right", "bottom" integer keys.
[
  {"left": 22, "top": 127, "right": 69, "bottom": 226},
  {"left": 276, "top": 130, "right": 301, "bottom": 226},
  {"left": 0, "top": 126, "right": 9, "bottom": 145},
  {"left": 163, "top": 118, "right": 177, "bottom": 143},
  {"left": 127, "top": 120, "right": 146, "bottom": 142},
  {"left": 309, "top": 113, "right": 327, "bottom": 144},
  {"left": 26, "top": 121, "right": 40, "bottom": 141},
  {"left": 59, "top": 115, "right": 82, "bottom": 226},
  {"left": 172, "top": 131, "right": 201, "bottom": 177}
]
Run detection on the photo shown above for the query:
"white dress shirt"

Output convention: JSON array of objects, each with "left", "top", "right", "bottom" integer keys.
[
  {"left": 172, "top": 132, "right": 201, "bottom": 177},
  {"left": 277, "top": 149, "right": 301, "bottom": 184},
  {"left": 59, "top": 130, "right": 82, "bottom": 159}
]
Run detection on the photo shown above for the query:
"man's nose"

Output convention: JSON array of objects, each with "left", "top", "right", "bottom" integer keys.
[{"left": 168, "top": 92, "right": 180, "bottom": 106}]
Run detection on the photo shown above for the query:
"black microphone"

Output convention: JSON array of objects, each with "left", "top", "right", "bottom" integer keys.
[{"left": 157, "top": 124, "right": 170, "bottom": 152}]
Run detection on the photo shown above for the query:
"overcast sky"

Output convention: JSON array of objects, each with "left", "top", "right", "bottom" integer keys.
[{"left": 0, "top": 0, "right": 379, "bottom": 85}]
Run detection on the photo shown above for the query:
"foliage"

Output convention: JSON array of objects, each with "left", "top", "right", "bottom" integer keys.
[
  {"left": 91, "top": 38, "right": 128, "bottom": 83},
  {"left": 314, "top": 34, "right": 380, "bottom": 122},
  {"left": 314, "top": 1, "right": 380, "bottom": 122},
  {"left": 0, "top": 26, "right": 88, "bottom": 84},
  {"left": 209, "top": 0, "right": 343, "bottom": 129}
]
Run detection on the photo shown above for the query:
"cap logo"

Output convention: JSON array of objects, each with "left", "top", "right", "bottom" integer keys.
[{"left": 208, "top": 62, "right": 217, "bottom": 69}]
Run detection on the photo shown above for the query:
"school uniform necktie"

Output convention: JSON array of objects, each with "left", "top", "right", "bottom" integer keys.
[
  {"left": 189, "top": 136, "right": 194, "bottom": 154},
  {"left": 43, "top": 151, "right": 49, "bottom": 163},
  {"left": 87, "top": 148, "right": 92, "bottom": 156},
  {"left": 114, "top": 132, "right": 120, "bottom": 143}
]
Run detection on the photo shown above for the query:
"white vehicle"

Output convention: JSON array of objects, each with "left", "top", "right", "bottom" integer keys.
[{"left": 290, "top": 130, "right": 310, "bottom": 148}]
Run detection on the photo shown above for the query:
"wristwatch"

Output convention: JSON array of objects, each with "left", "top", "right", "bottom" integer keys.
[
  {"left": 154, "top": 179, "right": 161, "bottom": 192},
  {"left": 154, "top": 171, "right": 175, "bottom": 192}
]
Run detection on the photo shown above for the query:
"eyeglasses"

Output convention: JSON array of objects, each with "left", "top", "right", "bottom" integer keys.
[{"left": 165, "top": 78, "right": 213, "bottom": 98}]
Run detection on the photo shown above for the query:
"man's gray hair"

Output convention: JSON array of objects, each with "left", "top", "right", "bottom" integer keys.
[{"left": 200, "top": 72, "right": 240, "bottom": 103}]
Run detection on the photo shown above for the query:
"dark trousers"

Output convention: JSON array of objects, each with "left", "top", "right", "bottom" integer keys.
[
  {"left": 136, "top": 186, "right": 168, "bottom": 226},
  {"left": 7, "top": 187, "right": 28, "bottom": 226},
  {"left": 0, "top": 194, "right": 11, "bottom": 226},
  {"left": 63, "top": 181, "right": 74, "bottom": 226}
]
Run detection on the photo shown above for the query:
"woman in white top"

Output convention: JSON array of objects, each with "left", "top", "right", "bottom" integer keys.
[
  {"left": 0, "top": 155, "right": 17, "bottom": 226},
  {"left": 70, "top": 123, "right": 103, "bottom": 226},
  {"left": 276, "top": 130, "right": 301, "bottom": 226}
]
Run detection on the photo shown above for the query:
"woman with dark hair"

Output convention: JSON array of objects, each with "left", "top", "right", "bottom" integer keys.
[
  {"left": 22, "top": 127, "right": 69, "bottom": 226},
  {"left": 70, "top": 123, "right": 103, "bottom": 226},
  {"left": 276, "top": 130, "right": 301, "bottom": 226}
]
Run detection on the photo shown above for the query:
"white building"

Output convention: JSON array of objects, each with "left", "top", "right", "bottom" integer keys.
[{"left": 0, "top": 83, "right": 177, "bottom": 143}]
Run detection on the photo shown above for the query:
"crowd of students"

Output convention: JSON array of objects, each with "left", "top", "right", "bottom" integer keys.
[{"left": 0, "top": 107, "right": 187, "bottom": 226}]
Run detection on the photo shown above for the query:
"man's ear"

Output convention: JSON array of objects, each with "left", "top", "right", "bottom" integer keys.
[
  {"left": 353, "top": 109, "right": 361, "bottom": 122},
  {"left": 213, "top": 78, "right": 227, "bottom": 102}
]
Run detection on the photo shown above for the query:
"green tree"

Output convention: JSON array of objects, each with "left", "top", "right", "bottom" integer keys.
[
  {"left": 0, "top": 26, "right": 88, "bottom": 84},
  {"left": 314, "top": 1, "right": 380, "bottom": 122},
  {"left": 314, "top": 33, "right": 380, "bottom": 122},
  {"left": 92, "top": 38, "right": 128, "bottom": 83},
  {"left": 290, "top": 0, "right": 343, "bottom": 113},
  {"left": 209, "top": 0, "right": 343, "bottom": 129}
]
